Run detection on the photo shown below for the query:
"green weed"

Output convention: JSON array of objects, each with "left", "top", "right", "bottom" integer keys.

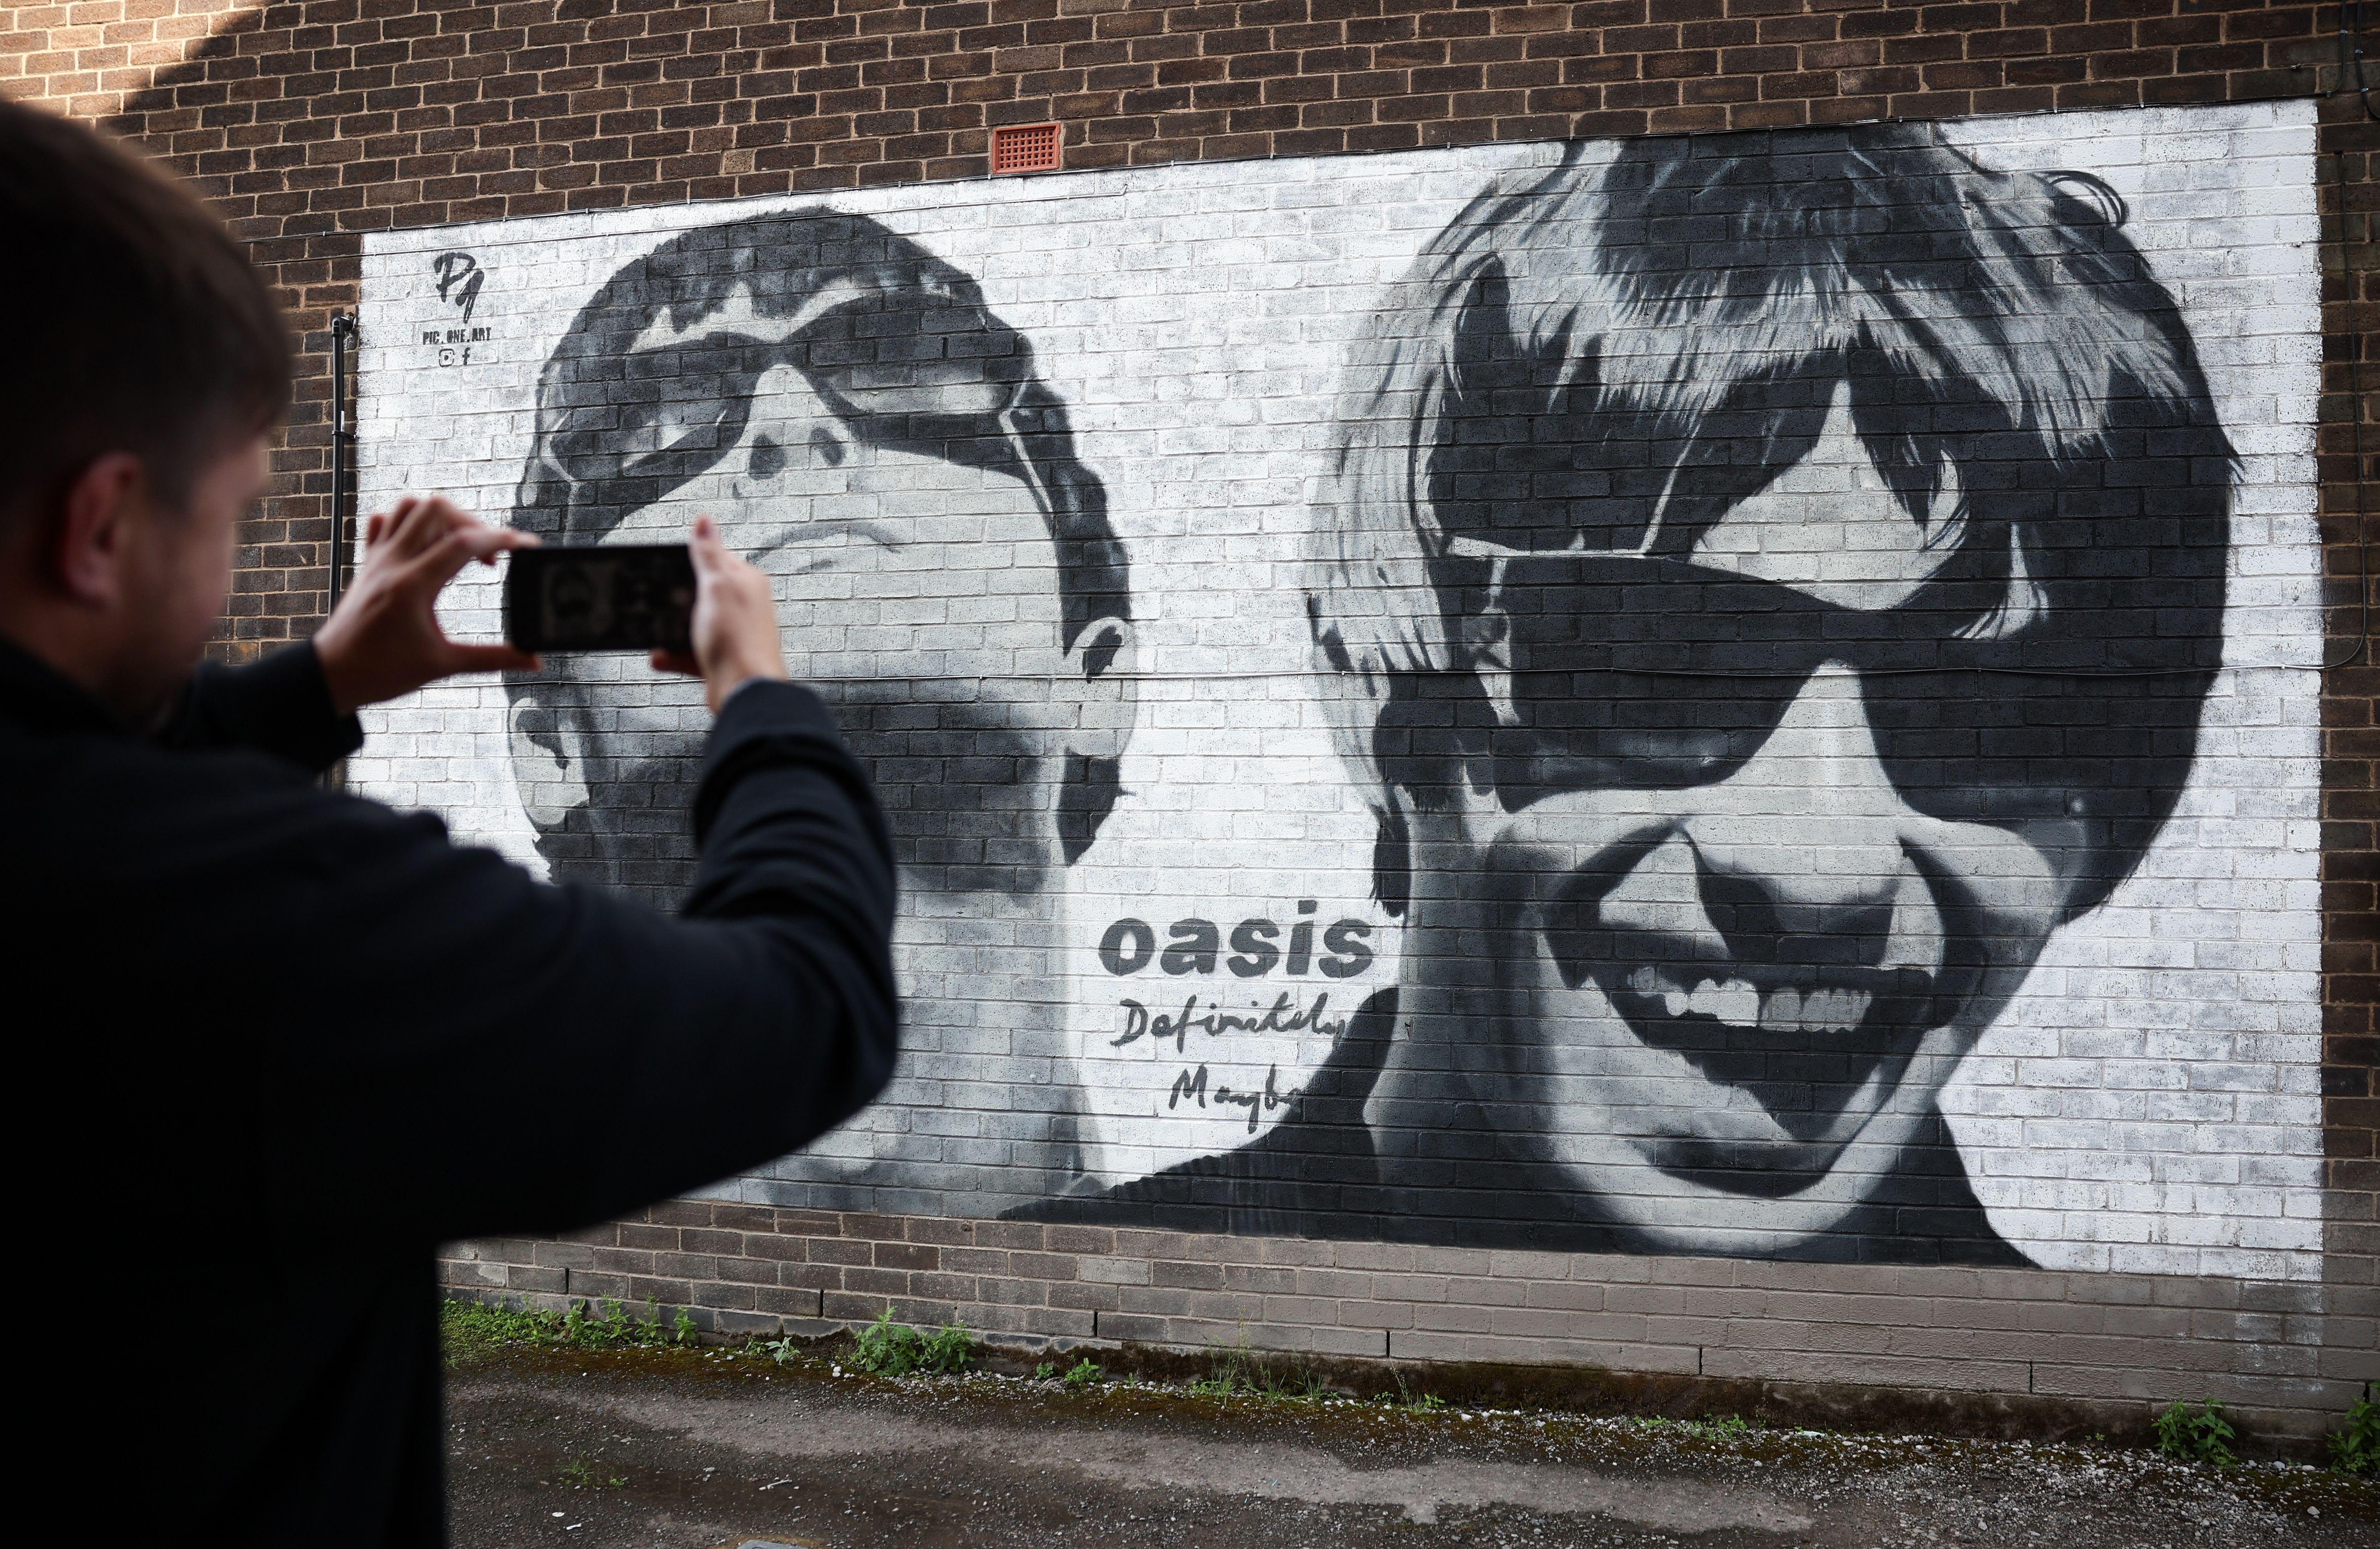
[
  {"left": 921, "top": 1322, "right": 977, "bottom": 1374},
  {"left": 2330, "top": 1384, "right": 2377, "bottom": 1475},
  {"left": 1062, "top": 1357, "right": 1104, "bottom": 1387},
  {"left": 2152, "top": 1399, "right": 2238, "bottom": 1466},
  {"left": 1370, "top": 1373, "right": 1444, "bottom": 1413},
  {"left": 1618, "top": 1412, "right": 1753, "bottom": 1440},
  {"left": 557, "top": 1456, "right": 624, "bottom": 1489},
  {"left": 441, "top": 1296, "right": 695, "bottom": 1364},
  {"left": 1190, "top": 1351, "right": 1263, "bottom": 1399},
  {"left": 1185, "top": 1342, "right": 1333, "bottom": 1403},
  {"left": 1033, "top": 1361, "right": 1058, "bottom": 1381},
  {"left": 846, "top": 1307, "right": 976, "bottom": 1377}
]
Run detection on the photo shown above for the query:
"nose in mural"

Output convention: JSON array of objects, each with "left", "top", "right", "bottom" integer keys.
[{"left": 1539, "top": 666, "right": 1979, "bottom": 1178}]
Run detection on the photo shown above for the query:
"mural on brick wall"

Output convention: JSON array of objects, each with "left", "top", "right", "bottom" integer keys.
[
  {"left": 499, "top": 213, "right": 1136, "bottom": 1210},
  {"left": 353, "top": 101, "right": 2326, "bottom": 1276}
]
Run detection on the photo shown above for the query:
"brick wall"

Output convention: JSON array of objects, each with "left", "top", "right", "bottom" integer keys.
[
  {"left": 5, "top": 0, "right": 2372, "bottom": 1417},
  {"left": 2317, "top": 84, "right": 2378, "bottom": 1280},
  {"left": 442, "top": 1200, "right": 2376, "bottom": 1443}
]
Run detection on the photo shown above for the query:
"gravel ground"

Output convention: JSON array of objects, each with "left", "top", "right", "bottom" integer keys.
[{"left": 446, "top": 1342, "right": 2377, "bottom": 1549}]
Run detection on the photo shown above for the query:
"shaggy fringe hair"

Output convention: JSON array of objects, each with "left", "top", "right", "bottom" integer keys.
[{"left": 1307, "top": 124, "right": 2233, "bottom": 915}]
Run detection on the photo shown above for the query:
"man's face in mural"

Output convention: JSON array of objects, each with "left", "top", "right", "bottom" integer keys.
[
  {"left": 1407, "top": 382, "right": 2093, "bottom": 1246},
  {"left": 508, "top": 254, "right": 1133, "bottom": 1201}
]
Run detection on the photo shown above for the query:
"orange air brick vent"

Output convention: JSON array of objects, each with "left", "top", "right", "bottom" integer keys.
[{"left": 990, "top": 123, "right": 1062, "bottom": 175}]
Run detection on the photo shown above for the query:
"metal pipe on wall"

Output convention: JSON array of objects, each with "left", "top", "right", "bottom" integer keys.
[
  {"left": 322, "top": 312, "right": 357, "bottom": 791},
  {"left": 326, "top": 311, "right": 357, "bottom": 615}
]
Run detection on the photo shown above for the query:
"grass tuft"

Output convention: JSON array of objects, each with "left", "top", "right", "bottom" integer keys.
[
  {"left": 441, "top": 1296, "right": 697, "bottom": 1365},
  {"left": 2153, "top": 1399, "right": 2238, "bottom": 1467}
]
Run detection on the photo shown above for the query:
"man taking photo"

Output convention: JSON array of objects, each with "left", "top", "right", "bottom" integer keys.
[{"left": 3, "top": 101, "right": 899, "bottom": 1541}]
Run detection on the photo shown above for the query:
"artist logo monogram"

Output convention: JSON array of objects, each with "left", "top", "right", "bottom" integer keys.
[{"left": 427, "top": 251, "right": 490, "bottom": 365}]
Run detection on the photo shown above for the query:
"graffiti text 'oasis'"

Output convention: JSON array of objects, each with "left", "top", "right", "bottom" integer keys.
[{"left": 1099, "top": 902, "right": 1374, "bottom": 979}]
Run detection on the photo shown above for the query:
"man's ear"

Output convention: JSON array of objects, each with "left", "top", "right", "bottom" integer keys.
[
  {"left": 506, "top": 686, "right": 591, "bottom": 833},
  {"left": 53, "top": 452, "right": 147, "bottom": 606},
  {"left": 1058, "top": 614, "right": 1137, "bottom": 765}
]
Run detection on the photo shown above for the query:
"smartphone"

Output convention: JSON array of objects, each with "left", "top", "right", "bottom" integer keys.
[{"left": 504, "top": 544, "right": 696, "bottom": 654}]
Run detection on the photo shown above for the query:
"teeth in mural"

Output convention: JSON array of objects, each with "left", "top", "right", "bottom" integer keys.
[
  {"left": 1771, "top": 986, "right": 1873, "bottom": 1035},
  {"left": 1625, "top": 966, "right": 1869, "bottom": 1034},
  {"left": 1686, "top": 977, "right": 1761, "bottom": 1027}
]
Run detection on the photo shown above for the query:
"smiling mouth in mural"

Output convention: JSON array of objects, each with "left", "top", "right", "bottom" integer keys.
[{"left": 1542, "top": 903, "right": 1981, "bottom": 1179}]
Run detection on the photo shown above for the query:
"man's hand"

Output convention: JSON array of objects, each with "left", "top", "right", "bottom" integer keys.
[
  {"left": 649, "top": 515, "right": 789, "bottom": 714},
  {"left": 314, "top": 496, "right": 541, "bottom": 716}
]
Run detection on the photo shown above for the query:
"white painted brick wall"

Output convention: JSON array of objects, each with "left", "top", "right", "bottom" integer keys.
[{"left": 353, "top": 100, "right": 2325, "bottom": 1279}]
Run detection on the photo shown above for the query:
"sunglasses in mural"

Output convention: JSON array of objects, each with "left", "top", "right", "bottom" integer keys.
[
  {"left": 1184, "top": 122, "right": 2230, "bottom": 1265},
  {"left": 539, "top": 294, "right": 1065, "bottom": 532},
  {"left": 1409, "top": 544, "right": 2208, "bottom": 831}
]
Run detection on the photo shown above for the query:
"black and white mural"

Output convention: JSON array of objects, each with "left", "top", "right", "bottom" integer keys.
[
  {"left": 354, "top": 102, "right": 2326, "bottom": 1273},
  {"left": 499, "top": 214, "right": 1133, "bottom": 1212}
]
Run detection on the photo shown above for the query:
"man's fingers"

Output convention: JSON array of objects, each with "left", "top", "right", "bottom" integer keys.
[
  {"left": 374, "top": 496, "right": 430, "bottom": 553},
  {"left": 364, "top": 510, "right": 387, "bottom": 546},
  {"left": 472, "top": 525, "right": 540, "bottom": 563},
  {"left": 383, "top": 495, "right": 473, "bottom": 558},
  {"left": 391, "top": 529, "right": 479, "bottom": 593},
  {"left": 391, "top": 517, "right": 529, "bottom": 591}
]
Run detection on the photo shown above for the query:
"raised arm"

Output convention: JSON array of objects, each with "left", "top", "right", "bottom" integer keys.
[{"left": 258, "top": 513, "right": 895, "bottom": 1241}]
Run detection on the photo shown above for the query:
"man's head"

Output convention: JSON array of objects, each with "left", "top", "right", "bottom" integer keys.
[
  {"left": 1309, "top": 127, "right": 2231, "bottom": 1252},
  {"left": 504, "top": 210, "right": 1134, "bottom": 906},
  {"left": 0, "top": 102, "right": 289, "bottom": 716}
]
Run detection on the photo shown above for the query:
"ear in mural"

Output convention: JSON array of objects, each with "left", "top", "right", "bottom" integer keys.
[
  {"left": 501, "top": 210, "right": 1137, "bottom": 1212},
  {"left": 1052, "top": 124, "right": 2233, "bottom": 1263}
]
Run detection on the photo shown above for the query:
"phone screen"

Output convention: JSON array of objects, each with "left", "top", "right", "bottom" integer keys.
[{"left": 504, "top": 544, "right": 696, "bottom": 653}]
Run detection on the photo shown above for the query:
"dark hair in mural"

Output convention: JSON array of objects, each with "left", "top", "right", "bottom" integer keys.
[
  {"left": 1310, "top": 126, "right": 2233, "bottom": 919},
  {"left": 506, "top": 208, "right": 1130, "bottom": 862}
]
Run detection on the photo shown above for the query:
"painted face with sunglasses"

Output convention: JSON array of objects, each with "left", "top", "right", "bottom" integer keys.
[
  {"left": 506, "top": 213, "right": 1134, "bottom": 1213},
  {"left": 1314, "top": 129, "right": 2231, "bottom": 1259}
]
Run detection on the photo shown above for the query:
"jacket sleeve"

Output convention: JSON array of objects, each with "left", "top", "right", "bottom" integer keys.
[
  {"left": 262, "top": 678, "right": 899, "bottom": 1245},
  {"left": 158, "top": 643, "right": 363, "bottom": 773}
]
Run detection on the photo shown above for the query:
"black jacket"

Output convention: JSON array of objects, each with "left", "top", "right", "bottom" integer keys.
[{"left": 5, "top": 639, "right": 898, "bottom": 1544}]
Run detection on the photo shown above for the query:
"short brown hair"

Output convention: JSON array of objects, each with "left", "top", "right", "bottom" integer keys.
[{"left": 0, "top": 101, "right": 290, "bottom": 523}]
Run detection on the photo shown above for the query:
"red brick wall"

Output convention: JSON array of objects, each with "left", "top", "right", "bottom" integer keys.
[
  {"left": 2318, "top": 83, "right": 2377, "bottom": 1282},
  {"left": 2, "top": 0, "right": 2371, "bottom": 1271}
]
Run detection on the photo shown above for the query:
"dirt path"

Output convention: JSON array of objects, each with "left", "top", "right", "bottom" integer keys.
[{"left": 446, "top": 1345, "right": 2377, "bottom": 1549}]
